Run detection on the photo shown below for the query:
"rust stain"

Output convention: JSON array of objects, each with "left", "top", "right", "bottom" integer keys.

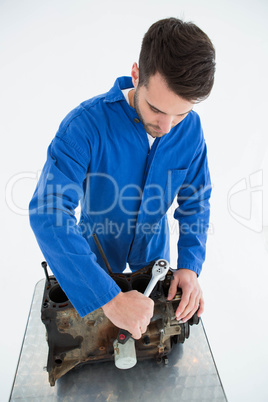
[{"left": 42, "top": 269, "right": 194, "bottom": 386}]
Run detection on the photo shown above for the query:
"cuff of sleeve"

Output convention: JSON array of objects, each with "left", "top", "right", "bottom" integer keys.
[
  {"left": 75, "top": 283, "right": 121, "bottom": 317},
  {"left": 177, "top": 263, "right": 202, "bottom": 277}
]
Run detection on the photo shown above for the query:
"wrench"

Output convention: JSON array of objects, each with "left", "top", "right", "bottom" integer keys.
[
  {"left": 143, "top": 259, "right": 170, "bottom": 297},
  {"left": 117, "top": 259, "right": 171, "bottom": 344}
]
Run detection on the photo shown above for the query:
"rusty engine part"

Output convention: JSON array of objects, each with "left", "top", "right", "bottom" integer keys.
[{"left": 41, "top": 261, "right": 199, "bottom": 386}]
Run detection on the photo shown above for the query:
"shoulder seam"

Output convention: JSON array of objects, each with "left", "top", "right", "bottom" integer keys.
[
  {"left": 54, "top": 135, "right": 89, "bottom": 167},
  {"left": 60, "top": 99, "right": 101, "bottom": 132}
]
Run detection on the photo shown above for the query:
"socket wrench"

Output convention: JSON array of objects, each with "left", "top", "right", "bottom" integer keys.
[
  {"left": 117, "top": 259, "right": 170, "bottom": 345},
  {"left": 114, "top": 259, "right": 171, "bottom": 369}
]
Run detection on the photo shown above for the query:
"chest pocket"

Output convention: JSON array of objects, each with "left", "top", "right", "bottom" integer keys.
[{"left": 164, "top": 168, "right": 188, "bottom": 208}]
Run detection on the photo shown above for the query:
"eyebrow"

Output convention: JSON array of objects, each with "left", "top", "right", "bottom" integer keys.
[{"left": 146, "top": 100, "right": 193, "bottom": 116}]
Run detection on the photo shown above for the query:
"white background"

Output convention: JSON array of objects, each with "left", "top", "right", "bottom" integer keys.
[{"left": 1, "top": 0, "right": 268, "bottom": 401}]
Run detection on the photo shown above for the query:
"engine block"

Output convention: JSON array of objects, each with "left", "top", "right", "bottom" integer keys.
[{"left": 41, "top": 263, "right": 199, "bottom": 386}]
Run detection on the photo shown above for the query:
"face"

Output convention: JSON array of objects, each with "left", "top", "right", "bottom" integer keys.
[{"left": 130, "top": 65, "right": 194, "bottom": 138}]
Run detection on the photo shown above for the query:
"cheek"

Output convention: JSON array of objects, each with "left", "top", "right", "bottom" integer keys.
[
  {"left": 137, "top": 99, "right": 156, "bottom": 122},
  {"left": 145, "top": 111, "right": 156, "bottom": 122},
  {"left": 140, "top": 107, "right": 155, "bottom": 123},
  {"left": 174, "top": 115, "right": 186, "bottom": 125}
]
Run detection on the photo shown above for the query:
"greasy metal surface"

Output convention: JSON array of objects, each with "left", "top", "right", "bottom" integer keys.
[
  {"left": 42, "top": 266, "right": 198, "bottom": 385},
  {"left": 10, "top": 280, "right": 227, "bottom": 401}
]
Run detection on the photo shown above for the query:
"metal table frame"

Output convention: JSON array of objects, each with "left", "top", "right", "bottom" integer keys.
[{"left": 10, "top": 280, "right": 227, "bottom": 401}]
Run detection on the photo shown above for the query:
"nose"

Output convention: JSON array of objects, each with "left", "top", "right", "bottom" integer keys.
[{"left": 158, "top": 115, "right": 174, "bottom": 134}]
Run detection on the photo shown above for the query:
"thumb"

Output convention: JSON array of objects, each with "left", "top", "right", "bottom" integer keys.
[{"left": 167, "top": 279, "right": 177, "bottom": 300}]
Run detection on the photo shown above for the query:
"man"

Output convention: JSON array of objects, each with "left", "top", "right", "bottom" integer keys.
[{"left": 29, "top": 18, "right": 215, "bottom": 341}]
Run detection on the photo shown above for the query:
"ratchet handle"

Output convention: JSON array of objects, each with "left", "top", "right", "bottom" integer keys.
[
  {"left": 117, "top": 259, "right": 170, "bottom": 344},
  {"left": 117, "top": 328, "right": 132, "bottom": 344},
  {"left": 143, "top": 276, "right": 159, "bottom": 298}
]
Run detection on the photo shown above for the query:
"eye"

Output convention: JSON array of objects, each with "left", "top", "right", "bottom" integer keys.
[
  {"left": 150, "top": 106, "right": 159, "bottom": 113},
  {"left": 178, "top": 112, "right": 189, "bottom": 119}
]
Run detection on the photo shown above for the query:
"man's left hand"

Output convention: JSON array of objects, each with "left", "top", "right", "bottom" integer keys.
[{"left": 167, "top": 268, "right": 204, "bottom": 322}]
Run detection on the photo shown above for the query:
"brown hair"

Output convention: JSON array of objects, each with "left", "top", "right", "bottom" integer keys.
[{"left": 138, "top": 18, "right": 216, "bottom": 102}]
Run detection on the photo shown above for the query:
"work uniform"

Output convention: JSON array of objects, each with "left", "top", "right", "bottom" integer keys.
[{"left": 29, "top": 76, "right": 211, "bottom": 317}]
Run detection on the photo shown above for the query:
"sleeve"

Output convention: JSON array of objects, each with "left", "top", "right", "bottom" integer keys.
[
  {"left": 29, "top": 122, "right": 121, "bottom": 317},
  {"left": 174, "top": 136, "right": 212, "bottom": 276}
]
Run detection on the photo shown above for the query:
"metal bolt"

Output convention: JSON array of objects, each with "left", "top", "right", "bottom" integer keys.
[{"left": 143, "top": 335, "right": 150, "bottom": 345}]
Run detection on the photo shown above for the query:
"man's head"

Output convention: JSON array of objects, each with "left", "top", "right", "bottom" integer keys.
[
  {"left": 129, "top": 18, "right": 216, "bottom": 138},
  {"left": 138, "top": 17, "right": 216, "bottom": 102}
]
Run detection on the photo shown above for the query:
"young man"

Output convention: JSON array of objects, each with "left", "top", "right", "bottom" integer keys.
[{"left": 29, "top": 18, "right": 216, "bottom": 340}]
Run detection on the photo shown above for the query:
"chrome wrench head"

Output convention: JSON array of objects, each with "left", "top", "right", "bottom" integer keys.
[
  {"left": 151, "top": 259, "right": 170, "bottom": 280},
  {"left": 143, "top": 259, "right": 170, "bottom": 298}
]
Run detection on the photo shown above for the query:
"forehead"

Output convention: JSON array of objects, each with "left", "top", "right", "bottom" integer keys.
[{"left": 141, "top": 72, "right": 194, "bottom": 115}]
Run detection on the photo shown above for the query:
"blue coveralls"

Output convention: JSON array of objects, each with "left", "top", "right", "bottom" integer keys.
[{"left": 29, "top": 76, "right": 211, "bottom": 317}]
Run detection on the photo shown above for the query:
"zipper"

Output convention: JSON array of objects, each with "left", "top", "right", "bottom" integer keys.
[
  {"left": 126, "top": 136, "right": 161, "bottom": 264},
  {"left": 141, "top": 137, "right": 161, "bottom": 190}
]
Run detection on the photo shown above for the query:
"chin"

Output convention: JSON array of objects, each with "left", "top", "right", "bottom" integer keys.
[
  {"left": 152, "top": 131, "right": 165, "bottom": 137},
  {"left": 146, "top": 128, "right": 163, "bottom": 137}
]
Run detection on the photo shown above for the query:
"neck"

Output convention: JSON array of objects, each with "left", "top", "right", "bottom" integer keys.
[{"left": 128, "top": 89, "right": 135, "bottom": 108}]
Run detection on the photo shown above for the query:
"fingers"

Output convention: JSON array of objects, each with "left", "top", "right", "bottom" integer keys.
[
  {"left": 167, "top": 277, "right": 178, "bottom": 300},
  {"left": 131, "top": 321, "right": 150, "bottom": 339},
  {"left": 197, "top": 294, "right": 204, "bottom": 317},
  {"left": 175, "top": 287, "right": 203, "bottom": 322},
  {"left": 168, "top": 269, "right": 204, "bottom": 322},
  {"left": 126, "top": 294, "right": 154, "bottom": 339},
  {"left": 131, "top": 329, "right": 142, "bottom": 340},
  {"left": 103, "top": 290, "right": 154, "bottom": 339}
]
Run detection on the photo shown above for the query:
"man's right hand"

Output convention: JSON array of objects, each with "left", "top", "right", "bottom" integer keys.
[{"left": 102, "top": 290, "right": 154, "bottom": 339}]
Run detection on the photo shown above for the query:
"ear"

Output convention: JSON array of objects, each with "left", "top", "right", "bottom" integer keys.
[{"left": 131, "top": 62, "right": 139, "bottom": 88}]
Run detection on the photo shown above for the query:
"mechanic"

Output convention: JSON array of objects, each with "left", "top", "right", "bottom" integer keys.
[{"left": 29, "top": 18, "right": 215, "bottom": 341}]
